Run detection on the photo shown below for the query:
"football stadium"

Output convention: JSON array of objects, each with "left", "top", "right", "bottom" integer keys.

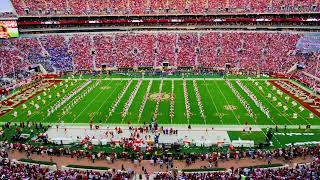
[{"left": 0, "top": 0, "right": 320, "bottom": 179}]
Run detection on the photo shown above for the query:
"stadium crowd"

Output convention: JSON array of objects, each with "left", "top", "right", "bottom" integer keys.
[
  {"left": 0, "top": 158, "right": 133, "bottom": 179},
  {"left": 1, "top": 32, "right": 318, "bottom": 71},
  {"left": 0, "top": 143, "right": 133, "bottom": 179},
  {"left": 2, "top": 31, "right": 318, "bottom": 91},
  {"left": 0, "top": 122, "right": 320, "bottom": 179},
  {"left": 2, "top": 1, "right": 319, "bottom": 179},
  {"left": 295, "top": 73, "right": 320, "bottom": 93},
  {"left": 1, "top": 137, "right": 320, "bottom": 179},
  {"left": 0, "top": 12, "right": 17, "bottom": 18},
  {"left": 177, "top": 160, "right": 320, "bottom": 179},
  {"left": 10, "top": 0, "right": 320, "bottom": 16},
  {"left": 291, "top": 53, "right": 320, "bottom": 92},
  {"left": 1, "top": 122, "right": 320, "bottom": 164}
]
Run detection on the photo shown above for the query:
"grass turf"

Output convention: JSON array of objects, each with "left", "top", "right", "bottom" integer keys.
[
  {"left": 228, "top": 129, "right": 320, "bottom": 147},
  {"left": 19, "top": 159, "right": 56, "bottom": 166},
  {"left": 1, "top": 78, "right": 319, "bottom": 126}
]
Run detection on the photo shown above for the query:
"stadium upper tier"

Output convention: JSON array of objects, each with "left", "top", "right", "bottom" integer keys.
[
  {"left": 0, "top": 31, "right": 319, "bottom": 77},
  {"left": 11, "top": 0, "right": 320, "bottom": 16}
]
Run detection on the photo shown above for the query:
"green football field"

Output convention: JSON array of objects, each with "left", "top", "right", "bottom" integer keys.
[
  {"left": 1, "top": 76, "right": 319, "bottom": 126},
  {"left": 228, "top": 129, "right": 320, "bottom": 148}
]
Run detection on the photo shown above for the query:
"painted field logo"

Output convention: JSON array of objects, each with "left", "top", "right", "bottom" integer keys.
[
  {"left": 224, "top": 105, "right": 237, "bottom": 111},
  {"left": 149, "top": 93, "right": 170, "bottom": 101},
  {"left": 215, "top": 113, "right": 225, "bottom": 118},
  {"left": 100, "top": 86, "right": 111, "bottom": 90}
]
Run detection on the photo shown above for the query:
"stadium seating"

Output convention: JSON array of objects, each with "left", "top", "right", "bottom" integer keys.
[
  {"left": 198, "top": 32, "right": 219, "bottom": 67},
  {"left": 0, "top": 32, "right": 319, "bottom": 83},
  {"left": 10, "top": 0, "right": 319, "bottom": 16},
  {"left": 156, "top": 33, "right": 176, "bottom": 67},
  {"left": 0, "top": 12, "right": 16, "bottom": 18},
  {"left": 113, "top": 33, "right": 136, "bottom": 67},
  {"left": 295, "top": 72, "right": 320, "bottom": 90},
  {"left": 69, "top": 35, "right": 93, "bottom": 70},
  {"left": 39, "top": 35, "right": 73, "bottom": 72},
  {"left": 92, "top": 34, "right": 114, "bottom": 68},
  {"left": 293, "top": 54, "right": 320, "bottom": 91},
  {"left": 0, "top": 158, "right": 133, "bottom": 179},
  {"left": 135, "top": 33, "right": 156, "bottom": 67},
  {"left": 130, "top": 0, "right": 148, "bottom": 15},
  {"left": 0, "top": 48, "right": 29, "bottom": 77},
  {"left": 0, "top": 143, "right": 319, "bottom": 179},
  {"left": 177, "top": 33, "right": 197, "bottom": 67},
  {"left": 187, "top": 0, "right": 206, "bottom": 14},
  {"left": 178, "top": 161, "right": 320, "bottom": 179}
]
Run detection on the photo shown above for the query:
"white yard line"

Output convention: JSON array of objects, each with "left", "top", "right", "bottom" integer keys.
[
  {"left": 203, "top": 80, "right": 224, "bottom": 125},
  {"left": 121, "top": 79, "right": 143, "bottom": 120},
  {"left": 245, "top": 81, "right": 295, "bottom": 125},
  {"left": 92, "top": 80, "right": 126, "bottom": 124},
  {"left": 138, "top": 80, "right": 153, "bottom": 123},
  {"left": 212, "top": 80, "right": 241, "bottom": 125},
  {"left": 105, "top": 80, "right": 133, "bottom": 123},
  {"left": 68, "top": 80, "right": 113, "bottom": 124},
  {"left": 270, "top": 81, "right": 312, "bottom": 124}
]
